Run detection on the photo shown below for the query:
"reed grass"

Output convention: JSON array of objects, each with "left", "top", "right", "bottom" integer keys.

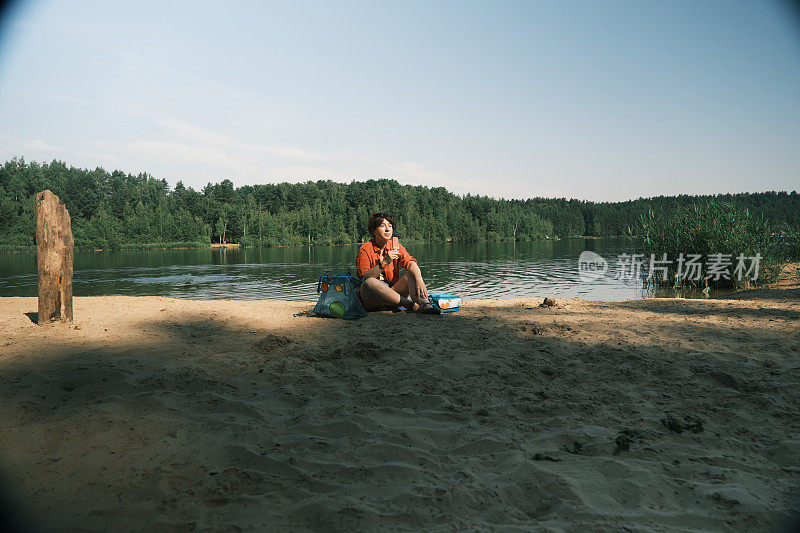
[{"left": 632, "top": 201, "right": 792, "bottom": 289}]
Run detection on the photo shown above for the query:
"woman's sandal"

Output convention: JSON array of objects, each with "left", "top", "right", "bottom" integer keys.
[{"left": 418, "top": 302, "right": 441, "bottom": 315}]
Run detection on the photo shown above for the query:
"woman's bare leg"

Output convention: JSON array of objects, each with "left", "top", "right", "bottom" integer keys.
[
  {"left": 391, "top": 273, "right": 430, "bottom": 307},
  {"left": 358, "top": 277, "right": 413, "bottom": 311}
]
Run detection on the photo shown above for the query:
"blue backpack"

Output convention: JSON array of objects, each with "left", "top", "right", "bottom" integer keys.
[{"left": 312, "top": 272, "right": 367, "bottom": 319}]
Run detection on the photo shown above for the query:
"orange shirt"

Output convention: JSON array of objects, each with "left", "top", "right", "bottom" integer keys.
[{"left": 355, "top": 239, "right": 416, "bottom": 286}]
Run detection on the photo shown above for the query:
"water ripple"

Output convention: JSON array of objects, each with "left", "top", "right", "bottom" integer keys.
[{"left": 0, "top": 239, "right": 690, "bottom": 302}]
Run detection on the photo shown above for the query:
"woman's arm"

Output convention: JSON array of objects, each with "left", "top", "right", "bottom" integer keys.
[
  {"left": 362, "top": 262, "right": 383, "bottom": 280},
  {"left": 405, "top": 260, "right": 429, "bottom": 301},
  {"left": 359, "top": 248, "right": 399, "bottom": 280}
]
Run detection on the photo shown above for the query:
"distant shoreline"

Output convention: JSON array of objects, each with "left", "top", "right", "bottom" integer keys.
[{"left": 0, "top": 236, "right": 592, "bottom": 254}]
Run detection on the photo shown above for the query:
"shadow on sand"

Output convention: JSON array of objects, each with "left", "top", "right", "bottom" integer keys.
[{"left": 1, "top": 293, "right": 798, "bottom": 530}]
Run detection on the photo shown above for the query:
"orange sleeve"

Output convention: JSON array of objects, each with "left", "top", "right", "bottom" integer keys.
[
  {"left": 355, "top": 245, "right": 374, "bottom": 278},
  {"left": 398, "top": 244, "right": 416, "bottom": 270}
]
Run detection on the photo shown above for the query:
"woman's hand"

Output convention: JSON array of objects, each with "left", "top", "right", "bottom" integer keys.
[{"left": 380, "top": 248, "right": 400, "bottom": 267}]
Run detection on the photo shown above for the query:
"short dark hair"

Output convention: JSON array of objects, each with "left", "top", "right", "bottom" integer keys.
[{"left": 368, "top": 212, "right": 395, "bottom": 234}]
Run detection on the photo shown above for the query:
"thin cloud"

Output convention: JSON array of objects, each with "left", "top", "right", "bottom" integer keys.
[
  {"left": 156, "top": 117, "right": 328, "bottom": 162},
  {"left": 22, "top": 139, "right": 55, "bottom": 151}
]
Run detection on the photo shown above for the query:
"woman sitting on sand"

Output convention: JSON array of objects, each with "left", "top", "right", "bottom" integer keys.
[{"left": 355, "top": 212, "right": 440, "bottom": 314}]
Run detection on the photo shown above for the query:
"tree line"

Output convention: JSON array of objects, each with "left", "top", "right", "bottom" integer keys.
[{"left": 1, "top": 158, "right": 798, "bottom": 250}]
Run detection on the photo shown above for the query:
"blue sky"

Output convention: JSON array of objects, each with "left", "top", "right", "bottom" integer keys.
[{"left": 1, "top": 0, "right": 798, "bottom": 201}]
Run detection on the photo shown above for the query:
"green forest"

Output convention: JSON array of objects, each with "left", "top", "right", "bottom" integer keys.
[{"left": 1, "top": 158, "right": 799, "bottom": 250}]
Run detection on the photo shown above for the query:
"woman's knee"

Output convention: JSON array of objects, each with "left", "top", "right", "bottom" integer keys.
[
  {"left": 360, "top": 277, "right": 384, "bottom": 298},
  {"left": 359, "top": 278, "right": 385, "bottom": 310},
  {"left": 361, "top": 277, "right": 380, "bottom": 291}
]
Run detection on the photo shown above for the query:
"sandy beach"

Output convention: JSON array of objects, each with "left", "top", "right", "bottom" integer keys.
[{"left": 1, "top": 290, "right": 798, "bottom": 531}]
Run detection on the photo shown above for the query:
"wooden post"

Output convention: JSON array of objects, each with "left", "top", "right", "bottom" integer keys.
[{"left": 36, "top": 190, "right": 74, "bottom": 324}]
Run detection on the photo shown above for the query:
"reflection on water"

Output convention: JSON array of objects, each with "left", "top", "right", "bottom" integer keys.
[{"left": 0, "top": 238, "right": 722, "bottom": 302}]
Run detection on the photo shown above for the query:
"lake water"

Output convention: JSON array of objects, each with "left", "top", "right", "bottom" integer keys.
[{"left": 0, "top": 238, "right": 698, "bottom": 302}]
